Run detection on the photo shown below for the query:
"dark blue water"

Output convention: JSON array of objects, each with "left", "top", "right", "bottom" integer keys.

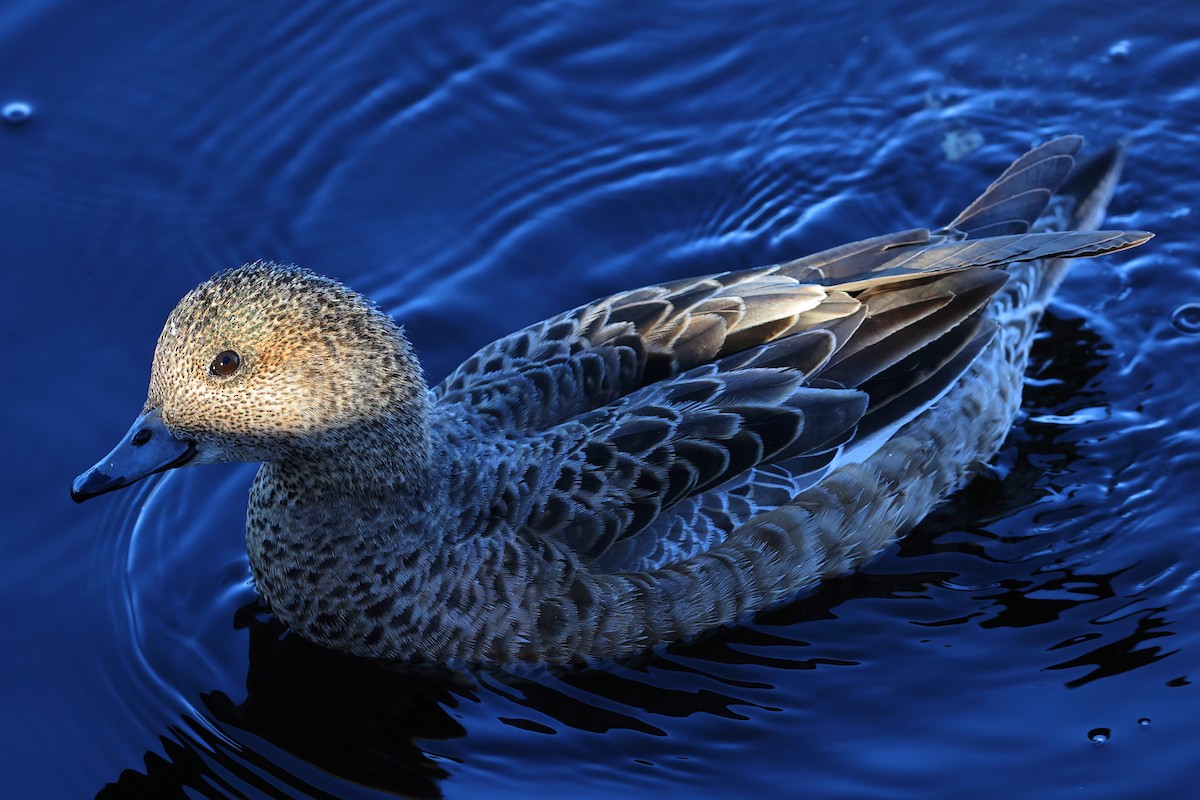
[{"left": 3, "top": 1, "right": 1198, "bottom": 797}]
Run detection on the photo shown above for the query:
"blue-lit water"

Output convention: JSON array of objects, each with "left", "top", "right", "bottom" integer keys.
[{"left": 3, "top": 1, "right": 1198, "bottom": 797}]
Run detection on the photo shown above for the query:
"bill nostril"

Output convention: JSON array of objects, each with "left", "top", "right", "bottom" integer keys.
[{"left": 131, "top": 429, "right": 152, "bottom": 447}]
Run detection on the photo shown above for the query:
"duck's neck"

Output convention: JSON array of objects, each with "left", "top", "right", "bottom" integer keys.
[
  {"left": 248, "top": 397, "right": 451, "bottom": 559},
  {"left": 245, "top": 404, "right": 460, "bottom": 655},
  {"left": 283, "top": 410, "right": 442, "bottom": 507}
]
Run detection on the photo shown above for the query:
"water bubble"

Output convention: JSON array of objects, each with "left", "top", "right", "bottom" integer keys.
[
  {"left": 2, "top": 101, "right": 32, "bottom": 125},
  {"left": 1137, "top": 717, "right": 1151, "bottom": 727},
  {"left": 1088, "top": 727, "right": 1111, "bottom": 743},
  {"left": 1171, "top": 303, "right": 1200, "bottom": 334},
  {"left": 1106, "top": 40, "right": 1132, "bottom": 62}
]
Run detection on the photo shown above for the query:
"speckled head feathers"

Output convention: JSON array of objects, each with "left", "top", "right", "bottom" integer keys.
[{"left": 146, "top": 261, "right": 427, "bottom": 463}]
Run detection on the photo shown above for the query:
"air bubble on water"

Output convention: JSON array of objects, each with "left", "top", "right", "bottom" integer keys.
[
  {"left": 2, "top": 101, "right": 32, "bottom": 125},
  {"left": 1171, "top": 303, "right": 1200, "bottom": 334},
  {"left": 1106, "top": 40, "right": 1132, "bottom": 62}
]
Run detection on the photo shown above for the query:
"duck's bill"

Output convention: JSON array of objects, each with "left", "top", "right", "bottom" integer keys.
[{"left": 71, "top": 407, "right": 195, "bottom": 503}]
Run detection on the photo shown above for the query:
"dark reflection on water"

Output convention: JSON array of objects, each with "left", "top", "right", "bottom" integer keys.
[
  {"left": 888, "top": 313, "right": 1180, "bottom": 686},
  {"left": 100, "top": 615, "right": 464, "bottom": 798}
]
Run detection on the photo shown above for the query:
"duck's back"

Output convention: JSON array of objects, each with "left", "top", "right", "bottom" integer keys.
[{"left": 431, "top": 137, "right": 1135, "bottom": 571}]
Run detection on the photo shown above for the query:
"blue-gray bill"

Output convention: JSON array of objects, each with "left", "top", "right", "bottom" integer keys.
[{"left": 71, "top": 407, "right": 195, "bottom": 502}]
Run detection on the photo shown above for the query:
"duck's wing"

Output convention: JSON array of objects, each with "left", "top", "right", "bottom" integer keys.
[
  {"left": 509, "top": 262, "right": 1011, "bottom": 562},
  {"left": 515, "top": 360, "right": 866, "bottom": 560},
  {"left": 432, "top": 139, "right": 1146, "bottom": 436},
  {"left": 589, "top": 462, "right": 814, "bottom": 573},
  {"left": 429, "top": 227, "right": 1137, "bottom": 434}
]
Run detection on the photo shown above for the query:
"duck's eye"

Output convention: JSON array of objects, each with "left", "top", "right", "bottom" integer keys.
[{"left": 210, "top": 350, "right": 241, "bottom": 377}]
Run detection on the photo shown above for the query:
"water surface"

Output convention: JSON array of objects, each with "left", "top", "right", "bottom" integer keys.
[{"left": 2, "top": 1, "right": 1198, "bottom": 797}]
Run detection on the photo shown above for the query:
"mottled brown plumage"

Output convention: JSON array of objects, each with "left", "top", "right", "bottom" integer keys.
[{"left": 74, "top": 137, "right": 1150, "bottom": 666}]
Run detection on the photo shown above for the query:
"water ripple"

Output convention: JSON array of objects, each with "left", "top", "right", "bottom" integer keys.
[{"left": 8, "top": 0, "right": 1200, "bottom": 797}]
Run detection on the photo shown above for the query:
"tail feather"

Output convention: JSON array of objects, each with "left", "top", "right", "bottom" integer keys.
[
  {"left": 1055, "top": 140, "right": 1128, "bottom": 234},
  {"left": 1023, "top": 139, "right": 1134, "bottom": 303},
  {"left": 944, "top": 135, "right": 1083, "bottom": 237}
]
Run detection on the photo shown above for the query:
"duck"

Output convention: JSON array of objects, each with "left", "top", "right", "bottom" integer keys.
[{"left": 72, "top": 136, "right": 1150, "bottom": 667}]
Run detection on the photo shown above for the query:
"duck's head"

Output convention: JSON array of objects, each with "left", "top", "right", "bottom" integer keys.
[{"left": 72, "top": 262, "right": 427, "bottom": 502}]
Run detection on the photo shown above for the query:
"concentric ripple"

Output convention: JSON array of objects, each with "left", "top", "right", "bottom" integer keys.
[{"left": 5, "top": 0, "right": 1200, "bottom": 798}]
